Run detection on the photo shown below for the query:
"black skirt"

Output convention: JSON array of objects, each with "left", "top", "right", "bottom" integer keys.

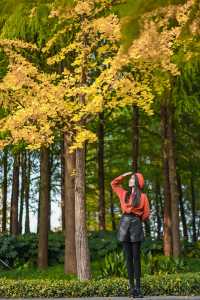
[{"left": 117, "top": 213, "right": 145, "bottom": 242}]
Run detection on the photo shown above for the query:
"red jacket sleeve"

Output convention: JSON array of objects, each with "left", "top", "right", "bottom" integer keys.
[
  {"left": 110, "top": 175, "right": 127, "bottom": 210},
  {"left": 142, "top": 193, "right": 150, "bottom": 221}
]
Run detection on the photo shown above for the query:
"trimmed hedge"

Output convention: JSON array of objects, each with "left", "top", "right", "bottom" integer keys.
[{"left": 0, "top": 272, "right": 199, "bottom": 297}]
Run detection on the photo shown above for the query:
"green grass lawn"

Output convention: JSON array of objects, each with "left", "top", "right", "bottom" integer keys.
[
  {"left": 0, "top": 257, "right": 199, "bottom": 280},
  {"left": 0, "top": 260, "right": 103, "bottom": 280}
]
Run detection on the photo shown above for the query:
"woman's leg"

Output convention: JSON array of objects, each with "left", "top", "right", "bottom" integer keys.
[
  {"left": 132, "top": 241, "right": 141, "bottom": 290},
  {"left": 122, "top": 241, "right": 134, "bottom": 288}
]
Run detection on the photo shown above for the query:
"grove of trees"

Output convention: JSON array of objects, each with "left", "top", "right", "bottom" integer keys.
[{"left": 0, "top": 0, "right": 200, "bottom": 281}]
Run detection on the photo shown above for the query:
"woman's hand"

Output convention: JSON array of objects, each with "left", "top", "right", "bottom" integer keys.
[{"left": 121, "top": 171, "right": 133, "bottom": 177}]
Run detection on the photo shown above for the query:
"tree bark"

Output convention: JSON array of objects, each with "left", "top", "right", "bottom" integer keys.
[
  {"left": 75, "top": 143, "right": 91, "bottom": 279},
  {"left": 177, "top": 173, "right": 188, "bottom": 240},
  {"left": 19, "top": 151, "right": 26, "bottom": 234},
  {"left": 190, "top": 173, "right": 197, "bottom": 242},
  {"left": 132, "top": 105, "right": 139, "bottom": 172},
  {"left": 155, "top": 179, "right": 162, "bottom": 240},
  {"left": 64, "top": 132, "right": 77, "bottom": 275},
  {"left": 110, "top": 186, "right": 116, "bottom": 231},
  {"left": 160, "top": 101, "right": 172, "bottom": 256},
  {"left": 10, "top": 152, "right": 20, "bottom": 236},
  {"left": 167, "top": 102, "right": 181, "bottom": 257},
  {"left": 61, "top": 134, "right": 65, "bottom": 232},
  {"left": 38, "top": 146, "right": 50, "bottom": 269},
  {"left": 48, "top": 149, "right": 53, "bottom": 232},
  {"left": 2, "top": 147, "right": 8, "bottom": 233},
  {"left": 97, "top": 111, "right": 106, "bottom": 230},
  {"left": 25, "top": 151, "right": 31, "bottom": 234}
]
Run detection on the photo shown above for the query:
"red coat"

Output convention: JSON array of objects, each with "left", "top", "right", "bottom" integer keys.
[{"left": 111, "top": 174, "right": 150, "bottom": 222}]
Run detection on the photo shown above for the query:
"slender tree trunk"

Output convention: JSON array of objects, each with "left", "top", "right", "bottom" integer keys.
[
  {"left": 74, "top": 31, "right": 91, "bottom": 279},
  {"left": 61, "top": 134, "right": 65, "bottom": 231},
  {"left": 190, "top": 173, "right": 197, "bottom": 242},
  {"left": 48, "top": 149, "right": 53, "bottom": 232},
  {"left": 10, "top": 152, "right": 20, "bottom": 236},
  {"left": 64, "top": 132, "right": 77, "bottom": 275},
  {"left": 132, "top": 105, "right": 139, "bottom": 172},
  {"left": 38, "top": 146, "right": 50, "bottom": 269},
  {"left": 2, "top": 147, "right": 8, "bottom": 233},
  {"left": 197, "top": 216, "right": 200, "bottom": 240},
  {"left": 97, "top": 111, "right": 105, "bottom": 230},
  {"left": 19, "top": 151, "right": 26, "bottom": 234},
  {"left": 25, "top": 151, "right": 31, "bottom": 234},
  {"left": 75, "top": 142, "right": 91, "bottom": 279},
  {"left": 155, "top": 179, "right": 162, "bottom": 240},
  {"left": 177, "top": 173, "right": 188, "bottom": 240},
  {"left": 160, "top": 101, "right": 172, "bottom": 256},
  {"left": 110, "top": 187, "right": 116, "bottom": 231},
  {"left": 37, "top": 195, "right": 40, "bottom": 234},
  {"left": 167, "top": 102, "right": 181, "bottom": 257}
]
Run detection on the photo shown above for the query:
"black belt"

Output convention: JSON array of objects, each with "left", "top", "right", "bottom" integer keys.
[{"left": 123, "top": 212, "right": 141, "bottom": 218}]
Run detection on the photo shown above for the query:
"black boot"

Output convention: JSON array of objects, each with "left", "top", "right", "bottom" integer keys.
[
  {"left": 132, "top": 287, "right": 143, "bottom": 298},
  {"left": 128, "top": 281, "right": 135, "bottom": 298},
  {"left": 132, "top": 278, "right": 143, "bottom": 298}
]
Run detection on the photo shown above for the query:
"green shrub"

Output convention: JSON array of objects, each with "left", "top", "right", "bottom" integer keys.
[
  {"left": 142, "top": 252, "right": 189, "bottom": 275},
  {"left": 88, "top": 230, "right": 120, "bottom": 260},
  {"left": 182, "top": 240, "right": 200, "bottom": 258},
  {"left": 100, "top": 249, "right": 190, "bottom": 277},
  {"left": 0, "top": 231, "right": 119, "bottom": 268},
  {"left": 0, "top": 273, "right": 199, "bottom": 297},
  {"left": 0, "top": 233, "right": 65, "bottom": 268},
  {"left": 100, "top": 250, "right": 126, "bottom": 278}
]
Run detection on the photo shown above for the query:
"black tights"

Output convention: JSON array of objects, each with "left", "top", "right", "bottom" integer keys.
[{"left": 122, "top": 241, "right": 141, "bottom": 289}]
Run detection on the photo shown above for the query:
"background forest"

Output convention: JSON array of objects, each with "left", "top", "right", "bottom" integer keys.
[{"left": 0, "top": 0, "right": 200, "bottom": 297}]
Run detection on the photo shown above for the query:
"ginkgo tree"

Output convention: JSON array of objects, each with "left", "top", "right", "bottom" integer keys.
[
  {"left": 125, "top": 0, "right": 200, "bottom": 257},
  {"left": 0, "top": 0, "right": 155, "bottom": 279}
]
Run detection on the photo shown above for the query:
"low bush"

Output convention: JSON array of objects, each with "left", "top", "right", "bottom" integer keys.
[
  {"left": 0, "top": 273, "right": 199, "bottom": 297},
  {"left": 100, "top": 249, "right": 190, "bottom": 277}
]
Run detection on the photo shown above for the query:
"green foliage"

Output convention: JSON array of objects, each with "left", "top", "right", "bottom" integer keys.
[
  {"left": 0, "top": 264, "right": 75, "bottom": 280},
  {"left": 100, "top": 250, "right": 126, "bottom": 278},
  {"left": 0, "top": 49, "right": 8, "bottom": 79},
  {"left": 88, "top": 230, "right": 120, "bottom": 260},
  {"left": 142, "top": 253, "right": 188, "bottom": 275},
  {"left": 0, "top": 273, "right": 199, "bottom": 297},
  {"left": 113, "top": 0, "right": 187, "bottom": 50},
  {"left": 0, "top": 231, "right": 119, "bottom": 268},
  {"left": 182, "top": 240, "right": 200, "bottom": 258},
  {"left": 100, "top": 247, "right": 193, "bottom": 278},
  {"left": 0, "top": 233, "right": 64, "bottom": 268}
]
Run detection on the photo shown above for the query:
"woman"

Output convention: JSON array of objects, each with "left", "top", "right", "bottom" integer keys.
[{"left": 111, "top": 171, "right": 150, "bottom": 298}]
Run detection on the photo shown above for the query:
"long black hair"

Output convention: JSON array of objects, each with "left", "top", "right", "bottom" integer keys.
[{"left": 125, "top": 174, "right": 141, "bottom": 207}]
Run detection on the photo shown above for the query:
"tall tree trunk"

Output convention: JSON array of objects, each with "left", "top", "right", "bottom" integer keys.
[
  {"left": 132, "top": 105, "right": 139, "bottom": 172},
  {"left": 25, "top": 151, "right": 31, "bottom": 234},
  {"left": 37, "top": 195, "right": 40, "bottom": 234},
  {"left": 64, "top": 132, "right": 77, "bottom": 275},
  {"left": 10, "top": 152, "right": 20, "bottom": 236},
  {"left": 2, "top": 147, "right": 8, "bottom": 233},
  {"left": 97, "top": 111, "right": 105, "bottom": 230},
  {"left": 177, "top": 173, "right": 188, "bottom": 240},
  {"left": 61, "top": 134, "right": 65, "bottom": 231},
  {"left": 167, "top": 102, "right": 181, "bottom": 257},
  {"left": 190, "top": 173, "right": 197, "bottom": 242},
  {"left": 38, "top": 146, "right": 50, "bottom": 269},
  {"left": 160, "top": 101, "right": 172, "bottom": 256},
  {"left": 19, "top": 151, "right": 26, "bottom": 234},
  {"left": 110, "top": 186, "right": 116, "bottom": 231},
  {"left": 144, "top": 220, "right": 151, "bottom": 237},
  {"left": 155, "top": 179, "right": 162, "bottom": 240},
  {"left": 48, "top": 149, "right": 53, "bottom": 232},
  {"left": 75, "top": 142, "right": 91, "bottom": 279}
]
